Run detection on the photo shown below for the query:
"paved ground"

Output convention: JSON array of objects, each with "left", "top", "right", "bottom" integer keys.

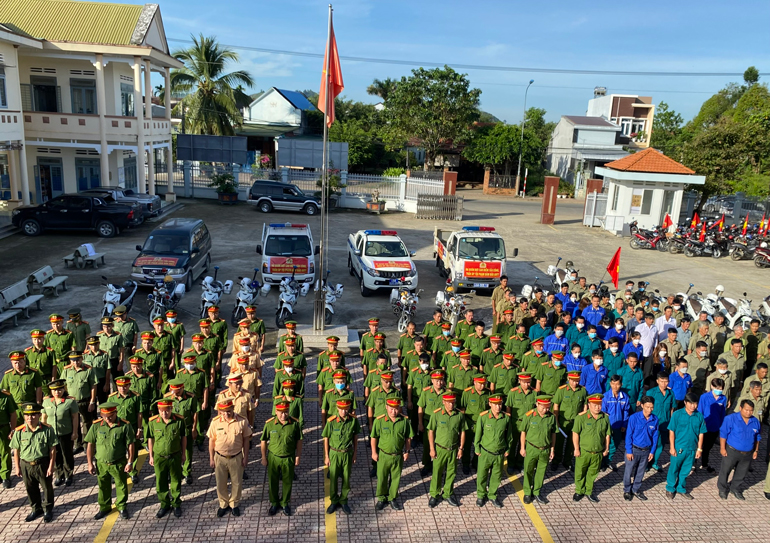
[{"left": 1, "top": 191, "right": 770, "bottom": 543}]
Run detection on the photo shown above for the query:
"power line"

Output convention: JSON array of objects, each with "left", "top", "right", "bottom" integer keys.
[{"left": 167, "top": 37, "right": 764, "bottom": 78}]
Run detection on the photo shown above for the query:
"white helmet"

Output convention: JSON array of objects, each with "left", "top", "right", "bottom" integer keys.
[
  {"left": 202, "top": 276, "right": 214, "bottom": 286},
  {"left": 715, "top": 285, "right": 725, "bottom": 294}
]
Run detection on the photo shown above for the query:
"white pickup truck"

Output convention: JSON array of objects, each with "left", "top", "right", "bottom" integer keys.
[
  {"left": 434, "top": 226, "right": 516, "bottom": 292},
  {"left": 347, "top": 229, "right": 418, "bottom": 296}
]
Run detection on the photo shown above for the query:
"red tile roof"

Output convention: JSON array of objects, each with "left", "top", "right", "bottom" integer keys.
[{"left": 603, "top": 148, "right": 695, "bottom": 175}]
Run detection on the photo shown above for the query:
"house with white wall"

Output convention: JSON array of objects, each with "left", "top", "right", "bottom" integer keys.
[
  {"left": 0, "top": 0, "right": 182, "bottom": 209},
  {"left": 586, "top": 88, "right": 655, "bottom": 148}
]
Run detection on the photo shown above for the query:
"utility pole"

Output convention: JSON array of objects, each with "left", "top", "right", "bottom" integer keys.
[{"left": 514, "top": 79, "right": 534, "bottom": 196}]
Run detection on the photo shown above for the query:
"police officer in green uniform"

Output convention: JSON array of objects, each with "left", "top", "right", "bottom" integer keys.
[
  {"left": 552, "top": 371, "right": 587, "bottom": 470},
  {"left": 44, "top": 314, "right": 75, "bottom": 376},
  {"left": 207, "top": 306, "right": 228, "bottom": 383},
  {"left": 459, "top": 375, "right": 489, "bottom": 473},
  {"left": 0, "top": 388, "right": 17, "bottom": 489},
  {"left": 272, "top": 380, "right": 305, "bottom": 427},
  {"left": 448, "top": 351, "right": 480, "bottom": 392},
  {"left": 66, "top": 308, "right": 91, "bottom": 352},
  {"left": 466, "top": 322, "right": 490, "bottom": 368},
  {"left": 134, "top": 331, "right": 164, "bottom": 386},
  {"left": 323, "top": 398, "right": 360, "bottom": 515},
  {"left": 61, "top": 351, "right": 96, "bottom": 452},
  {"left": 417, "top": 369, "right": 447, "bottom": 476},
  {"left": 261, "top": 400, "right": 303, "bottom": 517},
  {"left": 2, "top": 351, "right": 43, "bottom": 421},
  {"left": 109, "top": 377, "right": 142, "bottom": 447},
  {"left": 371, "top": 396, "right": 413, "bottom": 511},
  {"left": 362, "top": 334, "right": 389, "bottom": 376},
  {"left": 397, "top": 322, "right": 418, "bottom": 377},
  {"left": 244, "top": 306, "right": 266, "bottom": 352},
  {"left": 402, "top": 336, "right": 432, "bottom": 373},
  {"left": 41, "top": 379, "right": 78, "bottom": 486},
  {"left": 151, "top": 320, "right": 176, "bottom": 378},
  {"left": 480, "top": 336, "right": 504, "bottom": 375},
  {"left": 98, "top": 317, "right": 125, "bottom": 381},
  {"left": 317, "top": 336, "right": 345, "bottom": 374},
  {"left": 520, "top": 338, "right": 547, "bottom": 374},
  {"left": 431, "top": 323, "right": 453, "bottom": 364},
  {"left": 274, "top": 339, "right": 308, "bottom": 377},
  {"left": 317, "top": 353, "right": 349, "bottom": 409},
  {"left": 278, "top": 321, "right": 304, "bottom": 354},
  {"left": 520, "top": 395, "right": 557, "bottom": 504},
  {"left": 489, "top": 352, "right": 519, "bottom": 393},
  {"left": 360, "top": 317, "right": 385, "bottom": 356},
  {"left": 422, "top": 311, "right": 446, "bottom": 351},
  {"left": 177, "top": 355, "right": 209, "bottom": 451},
  {"left": 113, "top": 306, "right": 139, "bottom": 366},
  {"left": 474, "top": 392, "right": 513, "bottom": 508},
  {"left": 427, "top": 391, "right": 467, "bottom": 508},
  {"left": 84, "top": 336, "right": 111, "bottom": 404},
  {"left": 455, "top": 309, "right": 477, "bottom": 342},
  {"left": 148, "top": 398, "right": 187, "bottom": 518},
  {"left": 407, "top": 353, "right": 432, "bottom": 434},
  {"left": 184, "top": 334, "right": 215, "bottom": 386},
  {"left": 366, "top": 371, "right": 401, "bottom": 477},
  {"left": 506, "top": 373, "right": 537, "bottom": 473},
  {"left": 164, "top": 379, "right": 198, "bottom": 484},
  {"left": 440, "top": 338, "right": 464, "bottom": 370},
  {"left": 85, "top": 401, "right": 136, "bottom": 520},
  {"left": 321, "top": 371, "right": 355, "bottom": 422},
  {"left": 272, "top": 357, "right": 304, "bottom": 398},
  {"left": 505, "top": 323, "right": 531, "bottom": 363},
  {"left": 10, "top": 402, "right": 57, "bottom": 523},
  {"left": 125, "top": 357, "right": 158, "bottom": 456},
  {"left": 163, "top": 310, "right": 186, "bottom": 369},
  {"left": 26, "top": 330, "right": 56, "bottom": 394},
  {"left": 534, "top": 351, "right": 567, "bottom": 396},
  {"left": 572, "top": 393, "right": 610, "bottom": 502}
]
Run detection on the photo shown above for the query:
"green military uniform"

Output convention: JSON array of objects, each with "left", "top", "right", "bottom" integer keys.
[
  {"left": 10, "top": 416, "right": 58, "bottom": 516},
  {"left": 272, "top": 369, "right": 304, "bottom": 398},
  {"left": 721, "top": 352, "right": 747, "bottom": 394},
  {"left": 247, "top": 317, "right": 266, "bottom": 337},
  {"left": 417, "top": 386, "right": 445, "bottom": 470},
  {"left": 273, "top": 351, "right": 307, "bottom": 371},
  {"left": 84, "top": 415, "right": 135, "bottom": 514},
  {"left": 1, "top": 368, "right": 42, "bottom": 421},
  {"left": 397, "top": 333, "right": 417, "bottom": 358},
  {"left": 182, "top": 348, "right": 214, "bottom": 377},
  {"left": 402, "top": 349, "right": 433, "bottom": 372},
  {"left": 98, "top": 330, "right": 125, "bottom": 381},
  {"left": 535, "top": 360, "right": 568, "bottom": 396},
  {"left": 474, "top": 404, "right": 514, "bottom": 501},
  {"left": 41, "top": 393, "right": 78, "bottom": 481},
  {"left": 480, "top": 346, "right": 504, "bottom": 375},
  {"left": 440, "top": 350, "right": 461, "bottom": 370},
  {"left": 521, "top": 404, "right": 557, "bottom": 497},
  {"left": 278, "top": 333, "right": 304, "bottom": 354},
  {"left": 61, "top": 363, "right": 96, "bottom": 448},
  {"left": 552, "top": 383, "right": 587, "bottom": 467},
  {"left": 322, "top": 412, "right": 360, "bottom": 506},
  {"left": 316, "top": 349, "right": 346, "bottom": 374},
  {"left": 573, "top": 408, "right": 611, "bottom": 496},
  {"left": 455, "top": 320, "right": 477, "bottom": 343},
  {"left": 466, "top": 334, "right": 490, "bottom": 367},
  {"left": 83, "top": 348, "right": 110, "bottom": 400},
  {"left": 316, "top": 367, "right": 352, "bottom": 397},
  {"left": 488, "top": 362, "right": 518, "bottom": 393},
  {"left": 406, "top": 367, "right": 432, "bottom": 433},
  {"left": 272, "top": 394, "right": 304, "bottom": 427},
  {"left": 459, "top": 387, "right": 489, "bottom": 469},
  {"left": 44, "top": 330, "right": 75, "bottom": 375},
  {"left": 432, "top": 336, "right": 452, "bottom": 364},
  {"left": 372, "top": 412, "right": 414, "bottom": 503},
  {"left": 321, "top": 389, "right": 355, "bottom": 419},
  {"left": 148, "top": 411, "right": 187, "bottom": 509},
  {"left": 505, "top": 334, "right": 531, "bottom": 364},
  {"left": 114, "top": 317, "right": 140, "bottom": 355},
  {"left": 164, "top": 322, "right": 186, "bottom": 367},
  {"left": 448, "top": 363, "right": 479, "bottom": 391},
  {"left": 200, "top": 334, "right": 222, "bottom": 371},
  {"left": 505, "top": 383, "right": 537, "bottom": 468},
  {"left": 209, "top": 318, "right": 228, "bottom": 353},
  {"left": 25, "top": 347, "right": 56, "bottom": 395},
  {"left": 366, "top": 385, "right": 401, "bottom": 419},
  {"left": 164, "top": 388, "right": 198, "bottom": 478},
  {"left": 152, "top": 332, "right": 175, "bottom": 376},
  {"left": 492, "top": 320, "right": 515, "bottom": 341},
  {"left": 108, "top": 391, "right": 141, "bottom": 436},
  {"left": 175, "top": 368, "right": 209, "bottom": 446},
  {"left": 0, "top": 392, "right": 17, "bottom": 481},
  {"left": 520, "top": 350, "right": 548, "bottom": 375},
  {"left": 260, "top": 415, "right": 303, "bottom": 508},
  {"left": 127, "top": 370, "right": 158, "bottom": 449},
  {"left": 684, "top": 352, "right": 712, "bottom": 394},
  {"left": 133, "top": 348, "right": 164, "bottom": 383},
  {"left": 66, "top": 318, "right": 91, "bottom": 352},
  {"left": 422, "top": 320, "right": 446, "bottom": 351},
  {"left": 428, "top": 406, "right": 468, "bottom": 500},
  {"left": 362, "top": 347, "right": 390, "bottom": 372}
]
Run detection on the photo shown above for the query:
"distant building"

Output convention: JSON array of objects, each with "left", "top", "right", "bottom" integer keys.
[{"left": 587, "top": 89, "right": 655, "bottom": 148}]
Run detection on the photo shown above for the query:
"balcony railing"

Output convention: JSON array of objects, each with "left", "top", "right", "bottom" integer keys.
[{"left": 23, "top": 111, "right": 172, "bottom": 140}]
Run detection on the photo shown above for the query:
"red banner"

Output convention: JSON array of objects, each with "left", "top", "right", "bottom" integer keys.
[
  {"left": 269, "top": 257, "right": 308, "bottom": 275},
  {"left": 135, "top": 256, "right": 179, "bottom": 267},
  {"left": 373, "top": 260, "right": 412, "bottom": 270},
  {"left": 463, "top": 261, "right": 501, "bottom": 279}
]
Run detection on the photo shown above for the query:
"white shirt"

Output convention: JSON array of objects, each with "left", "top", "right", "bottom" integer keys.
[
  {"left": 654, "top": 315, "right": 677, "bottom": 342},
  {"left": 636, "top": 322, "right": 659, "bottom": 356}
]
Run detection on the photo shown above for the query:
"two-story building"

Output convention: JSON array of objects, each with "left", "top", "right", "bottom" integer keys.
[
  {"left": 586, "top": 88, "right": 655, "bottom": 148},
  {"left": 0, "top": 0, "right": 181, "bottom": 209}
]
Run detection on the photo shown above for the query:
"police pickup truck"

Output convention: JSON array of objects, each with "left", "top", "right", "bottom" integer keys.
[
  {"left": 434, "top": 226, "right": 516, "bottom": 291},
  {"left": 347, "top": 229, "right": 418, "bottom": 296}
]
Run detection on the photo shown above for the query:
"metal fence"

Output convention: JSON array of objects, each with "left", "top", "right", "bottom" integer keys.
[
  {"left": 490, "top": 173, "right": 516, "bottom": 189},
  {"left": 409, "top": 170, "right": 444, "bottom": 180},
  {"left": 405, "top": 177, "right": 445, "bottom": 201},
  {"left": 415, "top": 194, "right": 463, "bottom": 221},
  {"left": 346, "top": 174, "right": 402, "bottom": 201},
  {"left": 583, "top": 192, "right": 607, "bottom": 227}
]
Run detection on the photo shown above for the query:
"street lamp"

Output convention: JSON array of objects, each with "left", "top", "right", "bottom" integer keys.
[{"left": 514, "top": 79, "right": 534, "bottom": 196}]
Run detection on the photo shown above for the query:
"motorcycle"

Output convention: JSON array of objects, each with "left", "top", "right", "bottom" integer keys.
[
  {"left": 520, "top": 276, "right": 550, "bottom": 301},
  {"left": 146, "top": 270, "right": 186, "bottom": 326},
  {"left": 231, "top": 268, "right": 261, "bottom": 325},
  {"left": 315, "top": 270, "right": 344, "bottom": 325},
  {"left": 667, "top": 231, "right": 690, "bottom": 254},
  {"left": 101, "top": 276, "right": 138, "bottom": 317},
  {"left": 714, "top": 285, "right": 754, "bottom": 329},
  {"left": 200, "top": 266, "right": 233, "bottom": 319},
  {"left": 273, "top": 266, "right": 310, "bottom": 328},
  {"left": 682, "top": 283, "right": 717, "bottom": 321},
  {"left": 684, "top": 235, "right": 729, "bottom": 259},
  {"left": 629, "top": 221, "right": 669, "bottom": 252},
  {"left": 435, "top": 279, "right": 475, "bottom": 334},
  {"left": 546, "top": 257, "right": 578, "bottom": 292},
  {"left": 758, "top": 295, "right": 770, "bottom": 326},
  {"left": 729, "top": 237, "right": 762, "bottom": 261},
  {"left": 754, "top": 245, "right": 770, "bottom": 268},
  {"left": 391, "top": 285, "right": 423, "bottom": 333}
]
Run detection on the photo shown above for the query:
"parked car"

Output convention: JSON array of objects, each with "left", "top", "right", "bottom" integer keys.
[
  {"left": 247, "top": 179, "right": 320, "bottom": 215},
  {"left": 12, "top": 193, "right": 140, "bottom": 237},
  {"left": 80, "top": 186, "right": 162, "bottom": 218},
  {"left": 131, "top": 218, "right": 213, "bottom": 292}
]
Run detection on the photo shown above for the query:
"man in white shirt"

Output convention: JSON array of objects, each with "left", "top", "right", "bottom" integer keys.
[
  {"left": 636, "top": 313, "right": 659, "bottom": 381},
  {"left": 654, "top": 306, "right": 677, "bottom": 342}
]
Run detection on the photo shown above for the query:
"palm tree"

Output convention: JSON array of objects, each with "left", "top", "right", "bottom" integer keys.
[
  {"left": 366, "top": 78, "right": 397, "bottom": 102},
  {"left": 170, "top": 34, "right": 254, "bottom": 135}
]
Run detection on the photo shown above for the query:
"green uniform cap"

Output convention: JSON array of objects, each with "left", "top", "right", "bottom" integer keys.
[{"left": 22, "top": 402, "right": 43, "bottom": 414}]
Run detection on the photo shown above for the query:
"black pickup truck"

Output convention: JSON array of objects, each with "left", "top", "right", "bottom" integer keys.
[{"left": 12, "top": 193, "right": 140, "bottom": 237}]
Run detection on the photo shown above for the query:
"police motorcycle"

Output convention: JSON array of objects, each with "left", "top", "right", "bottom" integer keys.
[
  {"left": 391, "top": 284, "right": 423, "bottom": 333},
  {"left": 146, "top": 270, "right": 186, "bottom": 326},
  {"left": 546, "top": 257, "right": 578, "bottom": 291},
  {"left": 758, "top": 295, "right": 770, "bottom": 326},
  {"left": 199, "top": 266, "right": 233, "bottom": 319},
  {"left": 101, "top": 276, "right": 138, "bottom": 317},
  {"left": 265, "top": 266, "right": 310, "bottom": 328},
  {"left": 231, "top": 268, "right": 261, "bottom": 325},
  {"left": 681, "top": 283, "right": 717, "bottom": 321},
  {"left": 713, "top": 285, "right": 754, "bottom": 329},
  {"left": 315, "top": 270, "right": 343, "bottom": 325},
  {"left": 435, "top": 279, "right": 475, "bottom": 335},
  {"left": 520, "top": 276, "right": 550, "bottom": 301}
]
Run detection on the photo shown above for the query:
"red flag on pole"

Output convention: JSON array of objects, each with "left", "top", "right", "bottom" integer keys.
[
  {"left": 699, "top": 221, "right": 706, "bottom": 242},
  {"left": 661, "top": 213, "right": 673, "bottom": 230},
  {"left": 742, "top": 213, "right": 749, "bottom": 236},
  {"left": 606, "top": 248, "right": 621, "bottom": 289},
  {"left": 318, "top": 17, "right": 344, "bottom": 128},
  {"left": 690, "top": 212, "right": 699, "bottom": 229},
  {"left": 709, "top": 214, "right": 724, "bottom": 230}
]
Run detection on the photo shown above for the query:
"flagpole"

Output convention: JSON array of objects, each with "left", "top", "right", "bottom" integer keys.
[{"left": 315, "top": 4, "right": 333, "bottom": 331}]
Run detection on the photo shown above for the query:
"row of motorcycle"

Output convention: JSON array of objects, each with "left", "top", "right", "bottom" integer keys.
[
  {"left": 390, "top": 279, "right": 473, "bottom": 335},
  {"left": 99, "top": 266, "right": 344, "bottom": 328},
  {"left": 628, "top": 220, "right": 770, "bottom": 267}
]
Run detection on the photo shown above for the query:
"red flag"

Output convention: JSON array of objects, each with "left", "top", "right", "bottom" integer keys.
[
  {"left": 318, "top": 17, "right": 344, "bottom": 128},
  {"left": 709, "top": 214, "right": 724, "bottom": 230},
  {"left": 661, "top": 213, "right": 673, "bottom": 230},
  {"left": 606, "top": 248, "right": 621, "bottom": 289},
  {"left": 690, "top": 212, "right": 699, "bottom": 229},
  {"left": 699, "top": 221, "right": 706, "bottom": 242},
  {"left": 742, "top": 213, "right": 749, "bottom": 236}
]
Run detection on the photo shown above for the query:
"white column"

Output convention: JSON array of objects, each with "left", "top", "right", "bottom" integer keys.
[
  {"left": 144, "top": 60, "right": 155, "bottom": 195},
  {"left": 133, "top": 57, "right": 145, "bottom": 193},
  {"left": 165, "top": 145, "right": 175, "bottom": 198},
  {"left": 7, "top": 150, "right": 19, "bottom": 201},
  {"left": 19, "top": 144, "right": 31, "bottom": 205},
  {"left": 164, "top": 67, "right": 171, "bottom": 120},
  {"left": 147, "top": 146, "right": 155, "bottom": 196},
  {"left": 94, "top": 54, "right": 110, "bottom": 186}
]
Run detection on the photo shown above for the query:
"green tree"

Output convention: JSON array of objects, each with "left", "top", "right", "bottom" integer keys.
[
  {"left": 462, "top": 123, "right": 519, "bottom": 175},
  {"left": 682, "top": 117, "right": 747, "bottom": 200},
  {"left": 366, "top": 78, "right": 398, "bottom": 101},
  {"left": 328, "top": 119, "right": 376, "bottom": 169},
  {"left": 382, "top": 66, "right": 481, "bottom": 170},
  {"left": 170, "top": 34, "right": 254, "bottom": 135},
  {"left": 744, "top": 66, "right": 760, "bottom": 86},
  {"left": 649, "top": 101, "right": 684, "bottom": 157}
]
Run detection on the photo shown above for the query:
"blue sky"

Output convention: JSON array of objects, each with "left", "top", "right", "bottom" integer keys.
[{"left": 152, "top": 0, "right": 769, "bottom": 124}]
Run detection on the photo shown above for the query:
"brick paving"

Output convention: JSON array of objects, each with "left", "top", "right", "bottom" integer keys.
[{"left": 2, "top": 353, "right": 770, "bottom": 543}]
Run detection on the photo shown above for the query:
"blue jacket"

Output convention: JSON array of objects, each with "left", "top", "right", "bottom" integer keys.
[
  {"left": 719, "top": 412, "right": 761, "bottom": 452},
  {"left": 698, "top": 391, "right": 728, "bottom": 433},
  {"left": 564, "top": 353, "right": 587, "bottom": 372},
  {"left": 602, "top": 390, "right": 630, "bottom": 429},
  {"left": 669, "top": 371, "right": 693, "bottom": 401},
  {"left": 543, "top": 333, "right": 569, "bottom": 355},
  {"left": 622, "top": 342, "right": 643, "bottom": 360},
  {"left": 606, "top": 328, "right": 627, "bottom": 349},
  {"left": 625, "top": 411, "right": 659, "bottom": 455},
  {"left": 582, "top": 306, "right": 605, "bottom": 327},
  {"left": 580, "top": 363, "right": 609, "bottom": 395}
]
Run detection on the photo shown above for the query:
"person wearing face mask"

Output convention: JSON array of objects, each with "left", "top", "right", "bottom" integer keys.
[
  {"left": 659, "top": 328, "right": 683, "bottom": 365},
  {"left": 430, "top": 324, "right": 453, "bottom": 369},
  {"left": 566, "top": 316, "right": 587, "bottom": 346},
  {"left": 617, "top": 354, "right": 644, "bottom": 413},
  {"left": 669, "top": 360, "right": 693, "bottom": 410},
  {"left": 317, "top": 353, "right": 348, "bottom": 407},
  {"left": 274, "top": 338, "right": 308, "bottom": 380},
  {"left": 534, "top": 352, "right": 567, "bottom": 396},
  {"left": 163, "top": 310, "right": 186, "bottom": 370},
  {"left": 272, "top": 357, "right": 304, "bottom": 398},
  {"left": 489, "top": 353, "right": 519, "bottom": 393},
  {"left": 460, "top": 376, "right": 490, "bottom": 474},
  {"left": 647, "top": 372, "right": 676, "bottom": 472},
  {"left": 581, "top": 325, "right": 603, "bottom": 358},
  {"left": 605, "top": 318, "right": 627, "bottom": 351},
  {"left": 579, "top": 350, "right": 609, "bottom": 396},
  {"left": 521, "top": 338, "right": 548, "bottom": 375},
  {"left": 623, "top": 331, "right": 644, "bottom": 361},
  {"left": 406, "top": 353, "right": 433, "bottom": 435},
  {"left": 706, "top": 359, "right": 734, "bottom": 397},
  {"left": 632, "top": 281, "right": 648, "bottom": 305},
  {"left": 565, "top": 344, "right": 588, "bottom": 373},
  {"left": 439, "top": 338, "right": 464, "bottom": 371},
  {"left": 648, "top": 343, "right": 672, "bottom": 390},
  {"left": 271, "top": 380, "right": 303, "bottom": 428},
  {"left": 595, "top": 316, "right": 613, "bottom": 344},
  {"left": 563, "top": 292, "right": 577, "bottom": 316},
  {"left": 697, "top": 378, "right": 727, "bottom": 473},
  {"left": 176, "top": 355, "right": 209, "bottom": 452},
  {"left": 602, "top": 338, "right": 625, "bottom": 378},
  {"left": 684, "top": 340, "right": 711, "bottom": 394},
  {"left": 65, "top": 308, "right": 91, "bottom": 353},
  {"left": 670, "top": 297, "right": 685, "bottom": 327},
  {"left": 505, "top": 324, "right": 531, "bottom": 363},
  {"left": 232, "top": 336, "right": 263, "bottom": 377},
  {"left": 322, "top": 371, "right": 355, "bottom": 421},
  {"left": 687, "top": 322, "right": 712, "bottom": 356},
  {"left": 543, "top": 324, "right": 568, "bottom": 357},
  {"left": 552, "top": 371, "right": 586, "bottom": 470}
]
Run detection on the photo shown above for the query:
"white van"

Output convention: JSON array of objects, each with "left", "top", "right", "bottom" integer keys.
[{"left": 256, "top": 223, "right": 318, "bottom": 285}]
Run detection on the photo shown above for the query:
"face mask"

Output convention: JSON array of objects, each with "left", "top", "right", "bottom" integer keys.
[
  {"left": 639, "top": 287, "right": 645, "bottom": 292},
  {"left": 659, "top": 350, "right": 667, "bottom": 356},
  {"left": 443, "top": 331, "right": 450, "bottom": 336},
  {"left": 673, "top": 306, "right": 680, "bottom": 311},
  {"left": 589, "top": 289, "right": 596, "bottom": 295},
  {"left": 625, "top": 294, "right": 632, "bottom": 299},
  {"left": 615, "top": 324, "right": 623, "bottom": 330},
  {"left": 535, "top": 349, "right": 543, "bottom": 355},
  {"left": 555, "top": 330, "right": 563, "bottom": 337},
  {"left": 710, "top": 389, "right": 723, "bottom": 397},
  {"left": 609, "top": 347, "right": 618, "bottom": 354},
  {"left": 553, "top": 360, "right": 562, "bottom": 367},
  {"left": 184, "top": 364, "right": 196, "bottom": 371},
  {"left": 699, "top": 351, "right": 707, "bottom": 358},
  {"left": 285, "top": 367, "right": 293, "bottom": 375},
  {"left": 335, "top": 383, "right": 345, "bottom": 391},
  {"left": 588, "top": 333, "right": 596, "bottom": 339},
  {"left": 718, "top": 368, "right": 728, "bottom": 375},
  {"left": 452, "top": 346, "right": 460, "bottom": 353},
  {"left": 594, "top": 359, "right": 603, "bottom": 366},
  {"left": 570, "top": 297, "right": 577, "bottom": 303},
  {"left": 420, "top": 363, "right": 429, "bottom": 371},
  {"left": 576, "top": 323, "right": 584, "bottom": 330},
  {"left": 570, "top": 276, "right": 577, "bottom": 281},
  {"left": 242, "top": 346, "right": 250, "bottom": 353},
  {"left": 632, "top": 339, "right": 640, "bottom": 346},
  {"left": 679, "top": 367, "right": 687, "bottom": 374},
  {"left": 168, "top": 318, "right": 176, "bottom": 323}
]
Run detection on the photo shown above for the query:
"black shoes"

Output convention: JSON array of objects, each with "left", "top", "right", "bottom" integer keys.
[
  {"left": 369, "top": 467, "right": 377, "bottom": 478},
  {"left": 573, "top": 493, "right": 583, "bottom": 502},
  {"left": 587, "top": 494, "right": 599, "bottom": 503},
  {"left": 243, "top": 472, "right": 249, "bottom": 480},
  {"left": 680, "top": 493, "right": 694, "bottom": 500},
  {"left": 719, "top": 491, "right": 728, "bottom": 500},
  {"left": 185, "top": 476, "right": 193, "bottom": 485},
  {"left": 447, "top": 495, "right": 460, "bottom": 507},
  {"left": 534, "top": 495, "right": 548, "bottom": 504},
  {"left": 54, "top": 478, "right": 64, "bottom": 487},
  {"left": 666, "top": 491, "right": 675, "bottom": 499},
  {"left": 327, "top": 503, "right": 338, "bottom": 514},
  {"left": 706, "top": 466, "right": 715, "bottom": 473},
  {"left": 492, "top": 497, "right": 504, "bottom": 508},
  {"left": 522, "top": 495, "right": 533, "bottom": 505},
  {"left": 25, "top": 510, "right": 42, "bottom": 522},
  {"left": 65, "top": 478, "right": 73, "bottom": 487},
  {"left": 476, "top": 498, "right": 486, "bottom": 507},
  {"left": 43, "top": 510, "right": 53, "bottom": 523},
  {"left": 390, "top": 499, "right": 402, "bottom": 511},
  {"left": 156, "top": 507, "right": 169, "bottom": 518},
  {"left": 375, "top": 501, "right": 387, "bottom": 511},
  {"left": 283, "top": 504, "right": 293, "bottom": 516},
  {"left": 94, "top": 510, "right": 109, "bottom": 520},
  {"left": 623, "top": 492, "right": 633, "bottom": 501},
  {"left": 119, "top": 509, "right": 130, "bottom": 520},
  {"left": 232, "top": 507, "right": 241, "bottom": 517},
  {"left": 173, "top": 507, "right": 182, "bottom": 517},
  {"left": 428, "top": 497, "right": 439, "bottom": 508},
  {"left": 268, "top": 505, "right": 280, "bottom": 516},
  {"left": 341, "top": 504, "right": 352, "bottom": 515},
  {"left": 419, "top": 467, "right": 431, "bottom": 477},
  {"left": 610, "top": 464, "right": 618, "bottom": 472},
  {"left": 217, "top": 507, "right": 230, "bottom": 518},
  {"left": 635, "top": 491, "right": 647, "bottom": 501},
  {"left": 2, "top": 479, "right": 11, "bottom": 489},
  {"left": 731, "top": 491, "right": 745, "bottom": 501}
]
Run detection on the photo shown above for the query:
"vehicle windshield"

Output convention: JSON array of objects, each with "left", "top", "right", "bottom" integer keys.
[
  {"left": 457, "top": 236, "right": 505, "bottom": 260},
  {"left": 265, "top": 235, "right": 311, "bottom": 256},
  {"left": 141, "top": 234, "right": 189, "bottom": 255},
  {"left": 364, "top": 240, "right": 409, "bottom": 258}
]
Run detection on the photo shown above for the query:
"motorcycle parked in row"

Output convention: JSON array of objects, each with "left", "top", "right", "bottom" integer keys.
[
  {"left": 546, "top": 257, "right": 578, "bottom": 292},
  {"left": 683, "top": 283, "right": 717, "bottom": 321},
  {"left": 758, "top": 295, "right": 770, "bottom": 326},
  {"left": 713, "top": 285, "right": 754, "bottom": 329},
  {"left": 391, "top": 284, "right": 423, "bottom": 333},
  {"left": 435, "top": 280, "right": 475, "bottom": 335},
  {"left": 270, "top": 266, "right": 310, "bottom": 328},
  {"left": 101, "top": 276, "right": 138, "bottom": 317},
  {"left": 146, "top": 270, "right": 186, "bottom": 326},
  {"left": 316, "top": 270, "right": 344, "bottom": 325},
  {"left": 684, "top": 235, "right": 729, "bottom": 258},
  {"left": 520, "top": 276, "right": 550, "bottom": 300},
  {"left": 754, "top": 245, "right": 770, "bottom": 268},
  {"left": 629, "top": 221, "right": 669, "bottom": 252},
  {"left": 231, "top": 268, "right": 261, "bottom": 325},
  {"left": 729, "top": 237, "right": 763, "bottom": 261},
  {"left": 200, "top": 266, "right": 233, "bottom": 319}
]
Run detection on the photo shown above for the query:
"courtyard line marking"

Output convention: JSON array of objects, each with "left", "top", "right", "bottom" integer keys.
[
  {"left": 547, "top": 225, "right": 558, "bottom": 231},
  {"left": 93, "top": 449, "right": 148, "bottom": 543},
  {"left": 323, "top": 466, "right": 338, "bottom": 543},
  {"left": 505, "top": 462, "right": 555, "bottom": 543}
]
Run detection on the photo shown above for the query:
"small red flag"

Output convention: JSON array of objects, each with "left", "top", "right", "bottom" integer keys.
[
  {"left": 699, "top": 221, "right": 706, "bottom": 242},
  {"left": 661, "top": 213, "right": 673, "bottom": 230},
  {"left": 742, "top": 213, "right": 750, "bottom": 236},
  {"left": 606, "top": 248, "right": 621, "bottom": 289},
  {"left": 318, "top": 17, "right": 344, "bottom": 128},
  {"left": 690, "top": 212, "right": 699, "bottom": 229},
  {"left": 719, "top": 214, "right": 725, "bottom": 232}
]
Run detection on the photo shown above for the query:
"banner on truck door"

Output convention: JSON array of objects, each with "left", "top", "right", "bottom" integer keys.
[
  {"left": 464, "top": 261, "right": 501, "bottom": 279},
  {"left": 270, "top": 257, "right": 308, "bottom": 275},
  {"left": 373, "top": 260, "right": 412, "bottom": 270}
]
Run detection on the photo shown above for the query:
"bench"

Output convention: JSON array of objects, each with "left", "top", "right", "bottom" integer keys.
[
  {"left": 28, "top": 265, "right": 69, "bottom": 297},
  {"left": 63, "top": 245, "right": 107, "bottom": 269},
  {"left": 0, "top": 306, "right": 21, "bottom": 329},
  {"left": 0, "top": 280, "right": 43, "bottom": 319}
]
